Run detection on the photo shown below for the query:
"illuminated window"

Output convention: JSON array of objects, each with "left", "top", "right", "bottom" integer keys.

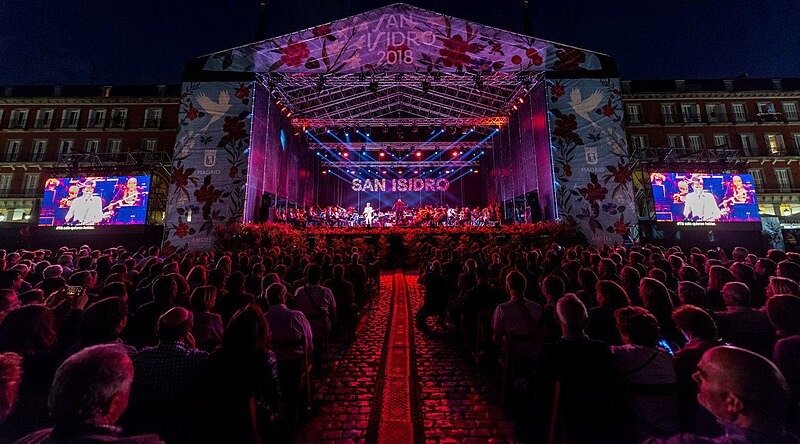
[{"left": 765, "top": 134, "right": 786, "bottom": 155}]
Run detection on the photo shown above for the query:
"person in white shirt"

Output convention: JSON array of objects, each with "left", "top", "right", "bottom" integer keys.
[
  {"left": 683, "top": 180, "right": 721, "bottom": 221},
  {"left": 363, "top": 202, "right": 374, "bottom": 227},
  {"left": 65, "top": 182, "right": 104, "bottom": 225},
  {"left": 294, "top": 264, "right": 336, "bottom": 341}
]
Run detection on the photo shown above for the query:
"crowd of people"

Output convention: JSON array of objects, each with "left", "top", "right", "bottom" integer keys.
[
  {"left": 0, "top": 240, "right": 797, "bottom": 443},
  {"left": 272, "top": 202, "right": 507, "bottom": 228},
  {"left": 415, "top": 243, "right": 800, "bottom": 443},
  {"left": 0, "top": 244, "right": 378, "bottom": 443}
]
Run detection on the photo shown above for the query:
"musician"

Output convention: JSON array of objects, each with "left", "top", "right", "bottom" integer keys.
[
  {"left": 392, "top": 199, "right": 406, "bottom": 225},
  {"left": 58, "top": 186, "right": 80, "bottom": 208},
  {"left": 363, "top": 202, "right": 375, "bottom": 227},
  {"left": 723, "top": 175, "right": 752, "bottom": 204},
  {"left": 672, "top": 181, "right": 689, "bottom": 204},
  {"left": 683, "top": 179, "right": 721, "bottom": 221},
  {"left": 65, "top": 181, "right": 104, "bottom": 225}
]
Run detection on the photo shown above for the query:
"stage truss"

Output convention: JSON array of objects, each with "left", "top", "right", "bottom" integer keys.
[
  {"left": 258, "top": 71, "right": 543, "bottom": 134},
  {"left": 320, "top": 160, "right": 479, "bottom": 169},
  {"left": 308, "top": 141, "right": 492, "bottom": 151}
]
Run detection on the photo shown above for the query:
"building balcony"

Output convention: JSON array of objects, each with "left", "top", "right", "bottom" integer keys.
[{"left": 755, "top": 187, "right": 800, "bottom": 204}]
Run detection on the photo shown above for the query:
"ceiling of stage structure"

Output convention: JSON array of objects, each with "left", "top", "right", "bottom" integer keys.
[{"left": 194, "top": 3, "right": 616, "bottom": 133}]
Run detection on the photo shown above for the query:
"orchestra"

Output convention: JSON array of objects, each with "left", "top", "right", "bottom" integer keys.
[{"left": 271, "top": 203, "right": 506, "bottom": 228}]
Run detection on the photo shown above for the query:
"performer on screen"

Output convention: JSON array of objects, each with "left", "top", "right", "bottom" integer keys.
[
  {"left": 363, "top": 202, "right": 375, "bottom": 227},
  {"left": 392, "top": 198, "right": 406, "bottom": 225},
  {"left": 105, "top": 177, "right": 144, "bottom": 222},
  {"left": 683, "top": 179, "right": 721, "bottom": 221},
  {"left": 65, "top": 181, "right": 104, "bottom": 225},
  {"left": 58, "top": 186, "right": 80, "bottom": 208}
]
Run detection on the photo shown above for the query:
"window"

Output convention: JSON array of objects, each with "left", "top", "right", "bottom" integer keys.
[
  {"left": 626, "top": 104, "right": 642, "bottom": 124},
  {"left": 794, "top": 134, "right": 800, "bottom": 152},
  {"left": 661, "top": 104, "right": 676, "bottom": 123},
  {"left": 706, "top": 103, "right": 726, "bottom": 122},
  {"left": 784, "top": 102, "right": 799, "bottom": 121},
  {"left": 748, "top": 169, "right": 764, "bottom": 189},
  {"left": 765, "top": 133, "right": 786, "bottom": 155},
  {"left": 630, "top": 135, "right": 648, "bottom": 149},
  {"left": 61, "top": 109, "right": 80, "bottom": 128},
  {"left": 0, "top": 174, "right": 12, "bottom": 197},
  {"left": 32, "top": 140, "right": 47, "bottom": 161},
  {"left": 35, "top": 109, "right": 54, "bottom": 128},
  {"left": 23, "top": 173, "right": 39, "bottom": 194},
  {"left": 85, "top": 139, "right": 100, "bottom": 153},
  {"left": 110, "top": 109, "right": 127, "bottom": 128},
  {"left": 142, "top": 139, "right": 158, "bottom": 151},
  {"left": 58, "top": 139, "right": 73, "bottom": 155},
  {"left": 681, "top": 104, "right": 701, "bottom": 123},
  {"left": 713, "top": 134, "right": 729, "bottom": 147},
  {"left": 732, "top": 103, "right": 747, "bottom": 122},
  {"left": 688, "top": 135, "right": 704, "bottom": 150},
  {"left": 667, "top": 135, "right": 685, "bottom": 148},
  {"left": 5, "top": 140, "right": 21, "bottom": 161},
  {"left": 87, "top": 109, "right": 106, "bottom": 128},
  {"left": 757, "top": 102, "right": 776, "bottom": 114},
  {"left": 108, "top": 139, "right": 122, "bottom": 156},
  {"left": 740, "top": 134, "right": 757, "bottom": 156},
  {"left": 776, "top": 169, "right": 792, "bottom": 192},
  {"left": 143, "top": 108, "right": 162, "bottom": 128},
  {"left": 9, "top": 109, "right": 29, "bottom": 129}
]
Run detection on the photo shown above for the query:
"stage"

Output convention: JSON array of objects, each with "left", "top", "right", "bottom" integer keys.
[{"left": 164, "top": 3, "right": 638, "bottom": 251}]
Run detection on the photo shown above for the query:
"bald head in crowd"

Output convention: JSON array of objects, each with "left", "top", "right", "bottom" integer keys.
[{"left": 693, "top": 346, "right": 790, "bottom": 433}]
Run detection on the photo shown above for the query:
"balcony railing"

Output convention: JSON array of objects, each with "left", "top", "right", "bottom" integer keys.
[{"left": 756, "top": 186, "right": 800, "bottom": 194}]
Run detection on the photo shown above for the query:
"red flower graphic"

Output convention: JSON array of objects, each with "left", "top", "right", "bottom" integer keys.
[
  {"left": 554, "top": 47, "right": 586, "bottom": 71},
  {"left": 279, "top": 41, "right": 310, "bottom": 67},
  {"left": 564, "top": 165, "right": 572, "bottom": 177},
  {"left": 525, "top": 48, "right": 543, "bottom": 66},
  {"left": 439, "top": 34, "right": 484, "bottom": 70},
  {"left": 194, "top": 183, "right": 222, "bottom": 207},
  {"left": 550, "top": 83, "right": 565, "bottom": 98},
  {"left": 222, "top": 116, "right": 246, "bottom": 142},
  {"left": 511, "top": 55, "right": 522, "bottom": 65},
  {"left": 229, "top": 166, "right": 238, "bottom": 178},
  {"left": 612, "top": 165, "right": 630, "bottom": 183},
  {"left": 602, "top": 104, "right": 615, "bottom": 117},
  {"left": 580, "top": 182, "right": 608, "bottom": 205},
  {"left": 171, "top": 167, "right": 190, "bottom": 187},
  {"left": 613, "top": 220, "right": 629, "bottom": 236},
  {"left": 235, "top": 86, "right": 250, "bottom": 100},
  {"left": 312, "top": 24, "right": 332, "bottom": 37},
  {"left": 175, "top": 223, "right": 189, "bottom": 239},
  {"left": 553, "top": 114, "right": 582, "bottom": 145},
  {"left": 185, "top": 107, "right": 199, "bottom": 120}
]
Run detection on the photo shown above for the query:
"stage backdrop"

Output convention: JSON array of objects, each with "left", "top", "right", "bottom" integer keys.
[
  {"left": 546, "top": 77, "right": 637, "bottom": 246},
  {"left": 163, "top": 81, "right": 254, "bottom": 251}
]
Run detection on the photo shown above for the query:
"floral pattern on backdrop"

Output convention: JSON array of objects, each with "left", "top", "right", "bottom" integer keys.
[
  {"left": 202, "top": 4, "right": 602, "bottom": 75},
  {"left": 546, "top": 77, "right": 637, "bottom": 246},
  {"left": 164, "top": 81, "right": 254, "bottom": 251}
]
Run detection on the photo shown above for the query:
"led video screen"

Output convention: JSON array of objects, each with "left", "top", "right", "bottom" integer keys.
[
  {"left": 652, "top": 173, "right": 760, "bottom": 226},
  {"left": 39, "top": 176, "right": 150, "bottom": 228}
]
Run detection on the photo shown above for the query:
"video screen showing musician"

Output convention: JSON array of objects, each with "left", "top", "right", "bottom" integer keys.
[
  {"left": 683, "top": 179, "right": 721, "bottom": 222},
  {"left": 38, "top": 176, "right": 151, "bottom": 227},
  {"left": 652, "top": 173, "right": 761, "bottom": 223}
]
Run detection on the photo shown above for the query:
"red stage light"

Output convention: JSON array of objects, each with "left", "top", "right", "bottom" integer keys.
[
  {"left": 379, "top": 152, "right": 385, "bottom": 157},
  {"left": 451, "top": 150, "right": 458, "bottom": 157},
  {"left": 415, "top": 151, "right": 422, "bottom": 157},
  {"left": 342, "top": 152, "right": 349, "bottom": 157}
]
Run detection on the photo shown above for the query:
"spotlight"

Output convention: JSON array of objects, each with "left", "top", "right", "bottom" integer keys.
[
  {"left": 431, "top": 128, "right": 437, "bottom": 135},
  {"left": 412, "top": 125, "right": 419, "bottom": 133},
  {"left": 461, "top": 127, "right": 468, "bottom": 135},
  {"left": 414, "top": 170, "right": 419, "bottom": 174},
  {"left": 322, "top": 170, "right": 327, "bottom": 174},
  {"left": 518, "top": 97, "right": 525, "bottom": 104},
  {"left": 398, "top": 170, "right": 403, "bottom": 174},
  {"left": 452, "top": 150, "right": 459, "bottom": 158},
  {"left": 445, "top": 170, "right": 450, "bottom": 174},
  {"left": 415, "top": 151, "right": 422, "bottom": 158},
  {"left": 379, "top": 152, "right": 385, "bottom": 158},
  {"left": 473, "top": 169, "right": 479, "bottom": 173},
  {"left": 382, "top": 170, "right": 387, "bottom": 174},
  {"left": 342, "top": 151, "right": 349, "bottom": 158},
  {"left": 383, "top": 125, "right": 389, "bottom": 133},
  {"left": 325, "top": 126, "right": 329, "bottom": 133},
  {"left": 512, "top": 104, "right": 518, "bottom": 111},
  {"left": 286, "top": 112, "right": 291, "bottom": 117}
]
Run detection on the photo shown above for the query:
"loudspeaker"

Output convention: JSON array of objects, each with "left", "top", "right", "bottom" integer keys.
[{"left": 527, "top": 191, "right": 542, "bottom": 223}]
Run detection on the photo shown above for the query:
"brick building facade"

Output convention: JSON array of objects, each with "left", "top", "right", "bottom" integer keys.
[
  {"left": 622, "top": 78, "right": 800, "bottom": 225},
  {"left": 0, "top": 85, "right": 179, "bottom": 222}
]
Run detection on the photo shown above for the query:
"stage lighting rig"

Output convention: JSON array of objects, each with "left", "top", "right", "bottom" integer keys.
[
  {"left": 316, "top": 75, "right": 325, "bottom": 93},
  {"left": 473, "top": 74, "right": 483, "bottom": 92}
]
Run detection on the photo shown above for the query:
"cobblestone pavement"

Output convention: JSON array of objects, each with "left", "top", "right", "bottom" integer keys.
[
  {"left": 408, "top": 273, "right": 516, "bottom": 444},
  {"left": 300, "top": 273, "right": 393, "bottom": 443},
  {"left": 301, "top": 272, "right": 516, "bottom": 444}
]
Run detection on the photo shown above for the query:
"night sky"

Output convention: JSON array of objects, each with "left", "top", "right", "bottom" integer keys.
[{"left": 2, "top": 0, "right": 798, "bottom": 85}]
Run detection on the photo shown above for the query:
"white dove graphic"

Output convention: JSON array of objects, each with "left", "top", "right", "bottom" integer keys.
[
  {"left": 568, "top": 88, "right": 605, "bottom": 122},
  {"left": 195, "top": 90, "right": 232, "bottom": 131}
]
